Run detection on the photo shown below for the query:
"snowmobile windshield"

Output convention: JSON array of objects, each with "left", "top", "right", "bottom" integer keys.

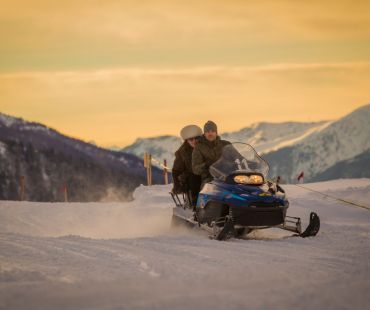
[{"left": 209, "top": 143, "right": 269, "bottom": 181}]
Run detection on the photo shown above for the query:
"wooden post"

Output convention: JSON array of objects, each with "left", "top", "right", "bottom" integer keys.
[
  {"left": 163, "top": 159, "right": 168, "bottom": 185},
  {"left": 148, "top": 154, "right": 152, "bottom": 186},
  {"left": 19, "top": 175, "right": 25, "bottom": 201},
  {"left": 63, "top": 183, "right": 68, "bottom": 202},
  {"left": 144, "top": 153, "right": 152, "bottom": 186},
  {"left": 144, "top": 153, "right": 148, "bottom": 185}
]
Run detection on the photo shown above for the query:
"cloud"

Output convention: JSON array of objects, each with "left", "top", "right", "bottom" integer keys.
[
  {"left": 1, "top": 61, "right": 369, "bottom": 147},
  {"left": 1, "top": 62, "right": 370, "bottom": 83},
  {"left": 1, "top": 0, "right": 370, "bottom": 71}
]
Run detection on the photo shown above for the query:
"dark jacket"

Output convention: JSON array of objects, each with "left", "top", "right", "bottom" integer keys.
[
  {"left": 192, "top": 135, "right": 231, "bottom": 183},
  {"left": 172, "top": 141, "right": 200, "bottom": 194}
]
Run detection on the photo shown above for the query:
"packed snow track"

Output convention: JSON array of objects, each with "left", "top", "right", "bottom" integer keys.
[{"left": 0, "top": 180, "right": 369, "bottom": 310}]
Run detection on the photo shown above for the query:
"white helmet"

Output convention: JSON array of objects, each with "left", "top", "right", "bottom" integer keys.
[{"left": 180, "top": 125, "right": 202, "bottom": 140}]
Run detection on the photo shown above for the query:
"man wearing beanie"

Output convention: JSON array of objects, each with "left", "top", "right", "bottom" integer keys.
[{"left": 192, "top": 121, "right": 230, "bottom": 186}]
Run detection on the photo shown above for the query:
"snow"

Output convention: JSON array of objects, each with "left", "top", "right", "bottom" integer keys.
[
  {"left": 291, "top": 104, "right": 370, "bottom": 180},
  {"left": 0, "top": 141, "right": 7, "bottom": 156},
  {"left": 0, "top": 113, "right": 20, "bottom": 127},
  {"left": 263, "top": 121, "right": 333, "bottom": 153},
  {"left": 19, "top": 124, "right": 50, "bottom": 133},
  {"left": 123, "top": 136, "right": 182, "bottom": 168},
  {"left": 222, "top": 121, "right": 331, "bottom": 155},
  {"left": 0, "top": 180, "right": 370, "bottom": 309}
]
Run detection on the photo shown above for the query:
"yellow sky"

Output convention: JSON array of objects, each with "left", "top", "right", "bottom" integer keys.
[{"left": 0, "top": 0, "right": 369, "bottom": 146}]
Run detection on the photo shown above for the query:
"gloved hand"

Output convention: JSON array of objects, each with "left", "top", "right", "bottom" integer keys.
[{"left": 178, "top": 174, "right": 187, "bottom": 186}]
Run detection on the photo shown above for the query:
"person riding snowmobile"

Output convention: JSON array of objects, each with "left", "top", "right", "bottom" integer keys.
[
  {"left": 192, "top": 121, "right": 231, "bottom": 186},
  {"left": 172, "top": 125, "right": 203, "bottom": 206}
]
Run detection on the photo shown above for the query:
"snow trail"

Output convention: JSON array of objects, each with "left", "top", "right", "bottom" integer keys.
[{"left": 0, "top": 179, "right": 369, "bottom": 309}]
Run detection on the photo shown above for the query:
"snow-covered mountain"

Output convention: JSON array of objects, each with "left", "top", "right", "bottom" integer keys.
[
  {"left": 265, "top": 104, "right": 370, "bottom": 182},
  {"left": 122, "top": 121, "right": 329, "bottom": 167},
  {"left": 122, "top": 135, "right": 182, "bottom": 168},
  {"left": 0, "top": 113, "right": 164, "bottom": 201},
  {"left": 222, "top": 121, "right": 330, "bottom": 154},
  {"left": 122, "top": 104, "right": 370, "bottom": 182},
  {"left": 311, "top": 149, "right": 370, "bottom": 181}
]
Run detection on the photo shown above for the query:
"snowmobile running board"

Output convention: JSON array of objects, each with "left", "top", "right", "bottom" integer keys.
[
  {"left": 277, "top": 216, "right": 302, "bottom": 234},
  {"left": 172, "top": 207, "right": 320, "bottom": 240},
  {"left": 276, "top": 212, "right": 320, "bottom": 238},
  {"left": 208, "top": 212, "right": 320, "bottom": 240}
]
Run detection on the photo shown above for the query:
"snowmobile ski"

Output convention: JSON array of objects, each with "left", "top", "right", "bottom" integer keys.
[{"left": 300, "top": 212, "right": 320, "bottom": 238}]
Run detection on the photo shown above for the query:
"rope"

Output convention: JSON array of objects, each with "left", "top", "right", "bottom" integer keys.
[{"left": 294, "top": 183, "right": 370, "bottom": 211}]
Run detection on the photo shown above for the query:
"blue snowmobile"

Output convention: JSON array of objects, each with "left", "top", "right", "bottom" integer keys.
[{"left": 171, "top": 143, "right": 320, "bottom": 240}]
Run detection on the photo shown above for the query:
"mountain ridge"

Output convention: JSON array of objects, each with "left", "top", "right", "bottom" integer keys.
[
  {"left": 122, "top": 104, "right": 370, "bottom": 182},
  {"left": 0, "top": 112, "right": 163, "bottom": 201},
  {"left": 265, "top": 104, "right": 370, "bottom": 181}
]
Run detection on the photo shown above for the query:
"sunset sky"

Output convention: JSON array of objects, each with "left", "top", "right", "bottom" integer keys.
[{"left": 1, "top": 0, "right": 369, "bottom": 147}]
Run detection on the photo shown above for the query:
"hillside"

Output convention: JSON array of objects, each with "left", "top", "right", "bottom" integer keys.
[
  {"left": 121, "top": 104, "right": 370, "bottom": 183},
  {"left": 0, "top": 113, "right": 163, "bottom": 201},
  {"left": 265, "top": 104, "right": 370, "bottom": 182}
]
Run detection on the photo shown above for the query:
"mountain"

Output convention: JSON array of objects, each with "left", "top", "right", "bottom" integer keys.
[
  {"left": 311, "top": 148, "right": 370, "bottom": 181},
  {"left": 122, "top": 104, "right": 370, "bottom": 182},
  {"left": 222, "top": 121, "right": 330, "bottom": 154},
  {"left": 265, "top": 104, "right": 370, "bottom": 182},
  {"left": 122, "top": 135, "right": 183, "bottom": 167},
  {"left": 122, "top": 121, "right": 328, "bottom": 167},
  {"left": 0, "top": 113, "right": 164, "bottom": 202}
]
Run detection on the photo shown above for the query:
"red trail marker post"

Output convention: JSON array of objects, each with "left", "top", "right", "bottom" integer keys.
[
  {"left": 297, "top": 171, "right": 304, "bottom": 183},
  {"left": 63, "top": 184, "right": 68, "bottom": 202},
  {"left": 19, "top": 175, "right": 25, "bottom": 201}
]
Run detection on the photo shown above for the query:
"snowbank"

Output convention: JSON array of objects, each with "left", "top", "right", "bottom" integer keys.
[{"left": 0, "top": 184, "right": 173, "bottom": 239}]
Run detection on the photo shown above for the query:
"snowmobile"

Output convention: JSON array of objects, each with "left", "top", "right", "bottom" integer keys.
[{"left": 170, "top": 143, "right": 320, "bottom": 240}]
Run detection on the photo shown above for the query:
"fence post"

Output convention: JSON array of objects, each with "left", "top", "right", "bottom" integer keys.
[
  {"left": 144, "top": 153, "right": 152, "bottom": 186},
  {"left": 144, "top": 153, "right": 148, "bottom": 185},
  {"left": 63, "top": 183, "right": 68, "bottom": 202},
  {"left": 163, "top": 159, "right": 168, "bottom": 185},
  {"left": 19, "top": 175, "right": 25, "bottom": 201},
  {"left": 148, "top": 154, "right": 152, "bottom": 186}
]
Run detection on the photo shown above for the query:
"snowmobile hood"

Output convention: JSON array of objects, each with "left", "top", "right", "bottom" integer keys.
[
  {"left": 212, "top": 179, "right": 266, "bottom": 194},
  {"left": 210, "top": 179, "right": 285, "bottom": 205}
]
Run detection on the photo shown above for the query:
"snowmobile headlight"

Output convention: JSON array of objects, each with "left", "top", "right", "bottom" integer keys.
[{"left": 234, "top": 174, "right": 263, "bottom": 185}]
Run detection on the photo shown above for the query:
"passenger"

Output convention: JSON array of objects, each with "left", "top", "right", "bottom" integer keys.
[
  {"left": 172, "top": 125, "right": 203, "bottom": 206},
  {"left": 192, "top": 121, "right": 231, "bottom": 186}
]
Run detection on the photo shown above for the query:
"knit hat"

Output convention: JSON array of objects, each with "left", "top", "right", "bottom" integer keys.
[
  {"left": 204, "top": 120, "right": 217, "bottom": 133},
  {"left": 180, "top": 125, "right": 203, "bottom": 140}
]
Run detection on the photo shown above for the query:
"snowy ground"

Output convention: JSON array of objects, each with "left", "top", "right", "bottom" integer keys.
[{"left": 0, "top": 179, "right": 369, "bottom": 310}]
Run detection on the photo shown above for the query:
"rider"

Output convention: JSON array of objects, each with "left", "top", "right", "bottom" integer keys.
[
  {"left": 172, "top": 125, "right": 203, "bottom": 206},
  {"left": 192, "top": 121, "right": 230, "bottom": 186}
]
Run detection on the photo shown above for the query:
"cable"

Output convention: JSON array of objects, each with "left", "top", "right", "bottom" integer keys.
[{"left": 294, "top": 183, "right": 370, "bottom": 211}]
